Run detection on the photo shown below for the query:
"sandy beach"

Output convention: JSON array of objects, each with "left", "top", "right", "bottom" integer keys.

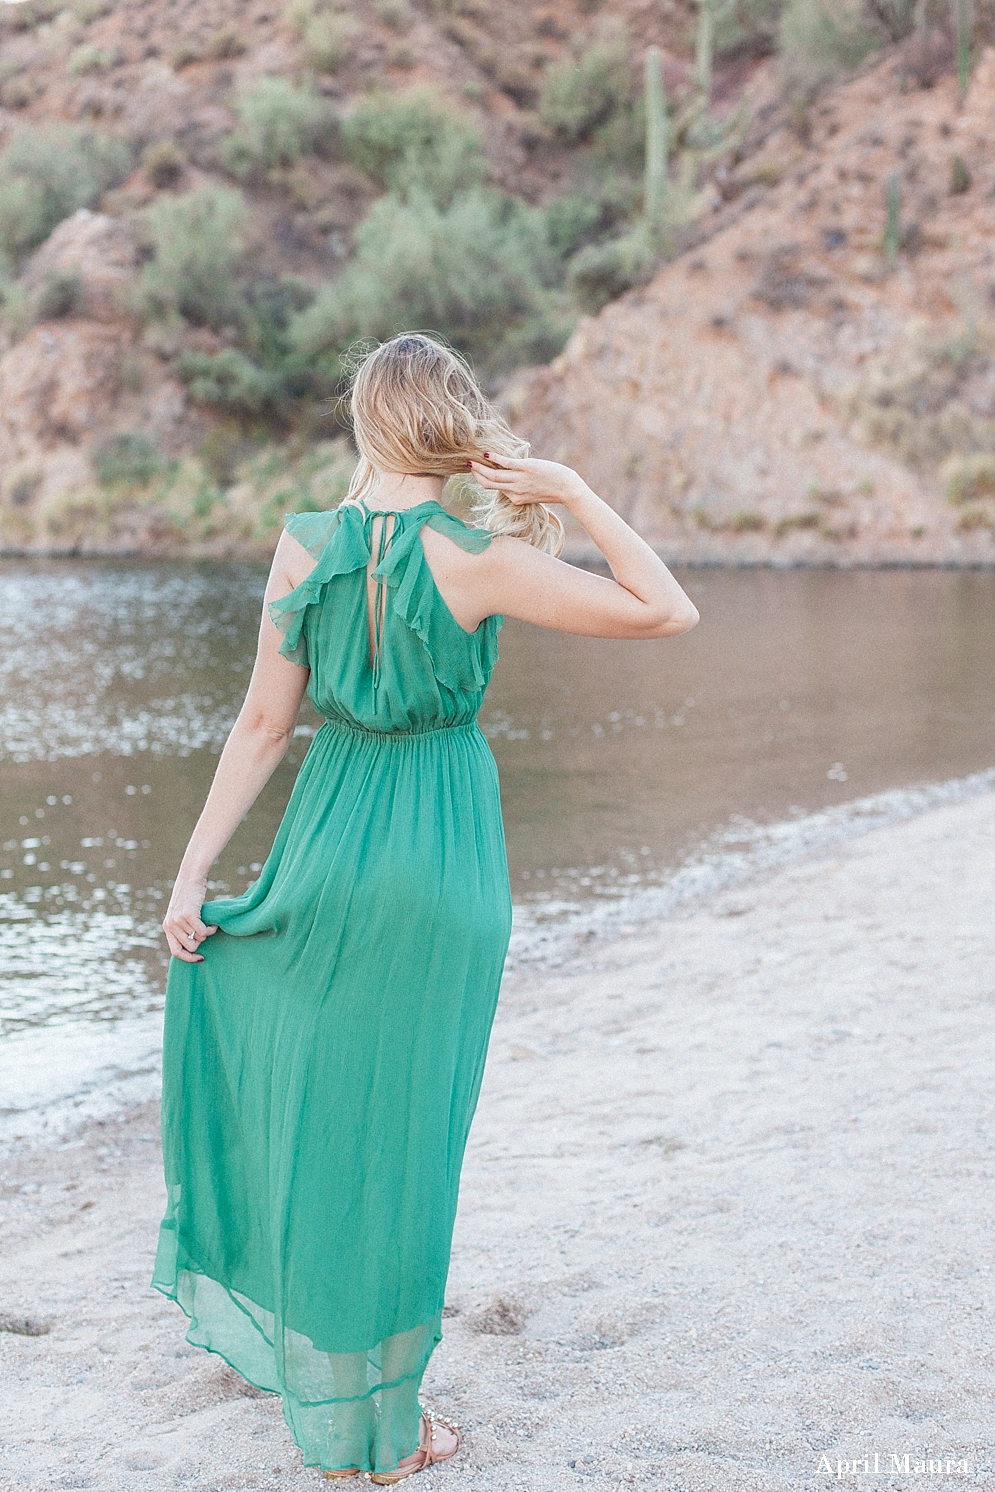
[{"left": 1, "top": 789, "right": 994, "bottom": 1492}]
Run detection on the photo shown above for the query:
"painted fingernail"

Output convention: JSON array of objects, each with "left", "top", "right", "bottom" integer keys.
[{"left": 484, "top": 451, "right": 491, "bottom": 458}]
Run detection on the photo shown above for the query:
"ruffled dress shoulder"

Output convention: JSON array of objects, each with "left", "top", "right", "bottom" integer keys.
[{"left": 266, "top": 500, "right": 502, "bottom": 716}]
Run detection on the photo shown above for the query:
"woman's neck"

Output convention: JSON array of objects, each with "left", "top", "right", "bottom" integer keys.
[{"left": 365, "top": 471, "right": 445, "bottom": 511}]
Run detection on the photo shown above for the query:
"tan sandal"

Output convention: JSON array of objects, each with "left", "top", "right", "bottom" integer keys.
[
  {"left": 369, "top": 1412, "right": 461, "bottom": 1484},
  {"left": 322, "top": 1468, "right": 359, "bottom": 1479}
]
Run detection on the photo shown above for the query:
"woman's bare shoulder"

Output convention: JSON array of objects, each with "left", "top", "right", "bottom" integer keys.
[{"left": 271, "top": 526, "right": 320, "bottom": 594}]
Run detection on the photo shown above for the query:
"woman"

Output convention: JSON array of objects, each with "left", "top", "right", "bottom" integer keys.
[{"left": 152, "top": 333, "right": 698, "bottom": 1483}]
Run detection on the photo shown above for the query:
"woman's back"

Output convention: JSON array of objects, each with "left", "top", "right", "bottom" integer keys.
[{"left": 269, "top": 499, "right": 502, "bottom": 735}]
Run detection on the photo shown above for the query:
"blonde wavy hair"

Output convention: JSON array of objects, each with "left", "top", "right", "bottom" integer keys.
[{"left": 340, "top": 333, "right": 564, "bottom": 556}]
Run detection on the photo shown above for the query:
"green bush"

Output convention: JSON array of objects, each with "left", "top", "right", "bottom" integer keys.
[
  {"left": 178, "top": 348, "right": 282, "bottom": 416},
  {"left": 221, "top": 76, "right": 336, "bottom": 176},
  {"left": 142, "top": 139, "right": 185, "bottom": 188},
  {"left": 241, "top": 275, "right": 317, "bottom": 367},
  {"left": 2, "top": 0, "right": 63, "bottom": 30},
  {"left": 544, "top": 191, "right": 605, "bottom": 257},
  {"left": 93, "top": 433, "right": 163, "bottom": 488},
  {"left": 778, "top": 0, "right": 880, "bottom": 93},
  {"left": 375, "top": 0, "right": 412, "bottom": 30},
  {"left": 72, "top": 0, "right": 115, "bottom": 21},
  {"left": 566, "top": 227, "right": 654, "bottom": 314},
  {"left": 138, "top": 185, "right": 247, "bottom": 329},
  {"left": 0, "top": 124, "right": 131, "bottom": 260},
  {"left": 35, "top": 271, "right": 86, "bottom": 320},
  {"left": 714, "top": 0, "right": 785, "bottom": 59},
  {"left": 67, "top": 44, "right": 117, "bottom": 75},
  {"left": 290, "top": 186, "right": 573, "bottom": 376},
  {"left": 341, "top": 88, "right": 486, "bottom": 206},
  {"left": 284, "top": 0, "right": 358, "bottom": 70},
  {"left": 175, "top": 276, "right": 327, "bottom": 418},
  {"left": 538, "top": 21, "right": 633, "bottom": 144},
  {"left": 204, "top": 26, "right": 246, "bottom": 60},
  {"left": 301, "top": 10, "right": 358, "bottom": 69}
]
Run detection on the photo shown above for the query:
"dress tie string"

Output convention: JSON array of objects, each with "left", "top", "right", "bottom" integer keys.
[{"left": 361, "top": 502, "right": 396, "bottom": 690}]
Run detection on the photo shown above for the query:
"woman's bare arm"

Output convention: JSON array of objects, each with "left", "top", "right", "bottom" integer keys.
[
  {"left": 439, "top": 457, "right": 699, "bottom": 638},
  {"left": 162, "top": 531, "right": 312, "bottom": 963}
]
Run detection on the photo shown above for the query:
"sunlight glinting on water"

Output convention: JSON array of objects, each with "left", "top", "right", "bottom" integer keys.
[
  {"left": 1, "top": 559, "right": 995, "bottom": 1141},
  {"left": 0, "top": 893, "right": 162, "bottom": 1037}
]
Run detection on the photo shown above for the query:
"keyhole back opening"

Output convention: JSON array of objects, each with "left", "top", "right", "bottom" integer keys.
[{"left": 364, "top": 508, "right": 397, "bottom": 686}]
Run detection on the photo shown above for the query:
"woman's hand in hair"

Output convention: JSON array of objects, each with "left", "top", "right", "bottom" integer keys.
[
  {"left": 469, "top": 456, "right": 587, "bottom": 508},
  {"left": 456, "top": 458, "right": 699, "bottom": 641}
]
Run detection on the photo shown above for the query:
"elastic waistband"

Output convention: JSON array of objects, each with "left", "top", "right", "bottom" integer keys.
[{"left": 320, "top": 718, "right": 480, "bottom": 743}]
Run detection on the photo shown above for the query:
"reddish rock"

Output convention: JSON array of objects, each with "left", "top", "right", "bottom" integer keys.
[{"left": 510, "top": 50, "right": 995, "bottom": 565}]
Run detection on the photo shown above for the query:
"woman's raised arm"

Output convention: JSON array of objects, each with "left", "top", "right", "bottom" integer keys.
[
  {"left": 161, "top": 531, "right": 312, "bottom": 963},
  {"left": 466, "top": 457, "right": 700, "bottom": 639}
]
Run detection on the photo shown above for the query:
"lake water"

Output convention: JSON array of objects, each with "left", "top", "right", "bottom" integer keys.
[{"left": 2, "top": 560, "right": 994, "bottom": 1141}]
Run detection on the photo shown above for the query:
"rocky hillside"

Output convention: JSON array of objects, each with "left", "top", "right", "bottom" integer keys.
[
  {"left": 0, "top": 0, "right": 715, "bottom": 555},
  {"left": 1, "top": 0, "right": 994, "bottom": 562},
  {"left": 512, "top": 46, "right": 995, "bottom": 565}
]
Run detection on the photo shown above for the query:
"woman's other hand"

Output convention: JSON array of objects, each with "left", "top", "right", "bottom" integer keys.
[{"left": 163, "top": 879, "right": 218, "bottom": 963}]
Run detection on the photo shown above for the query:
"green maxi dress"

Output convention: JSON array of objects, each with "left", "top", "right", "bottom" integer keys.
[{"left": 151, "top": 499, "right": 513, "bottom": 1475}]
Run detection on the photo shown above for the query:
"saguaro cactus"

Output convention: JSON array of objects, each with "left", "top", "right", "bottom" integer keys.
[
  {"left": 953, "top": 0, "right": 973, "bottom": 98},
  {"left": 693, "top": 0, "right": 736, "bottom": 103},
  {"left": 644, "top": 45, "right": 669, "bottom": 236},
  {"left": 695, "top": 0, "right": 716, "bottom": 100},
  {"left": 883, "top": 170, "right": 902, "bottom": 265}
]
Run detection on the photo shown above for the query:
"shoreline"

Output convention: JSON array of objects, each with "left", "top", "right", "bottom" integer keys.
[
  {"left": 2, "top": 787, "right": 995, "bottom": 1489},
  {"left": 4, "top": 542, "right": 995, "bottom": 571},
  {"left": 4, "top": 762, "right": 995, "bottom": 1152}
]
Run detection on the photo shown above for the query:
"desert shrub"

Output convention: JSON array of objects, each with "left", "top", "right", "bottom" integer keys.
[
  {"left": 2, "top": 0, "right": 64, "bottom": 30},
  {"left": 175, "top": 276, "right": 326, "bottom": 418},
  {"left": 290, "top": 186, "right": 572, "bottom": 376},
  {"left": 375, "top": 0, "right": 412, "bottom": 30},
  {"left": 178, "top": 348, "right": 283, "bottom": 416},
  {"left": 778, "top": 0, "right": 882, "bottom": 93},
  {"left": 93, "top": 433, "right": 163, "bottom": 487},
  {"left": 942, "top": 452, "right": 995, "bottom": 503},
  {"left": 846, "top": 336, "right": 995, "bottom": 470},
  {"left": 242, "top": 276, "right": 317, "bottom": 365},
  {"left": 142, "top": 140, "right": 185, "bottom": 188},
  {"left": 67, "top": 44, "right": 117, "bottom": 76},
  {"left": 72, "top": 0, "right": 115, "bottom": 21},
  {"left": 537, "top": 21, "right": 633, "bottom": 144},
  {"left": 566, "top": 227, "right": 655, "bottom": 314},
  {"left": 544, "top": 191, "right": 606, "bottom": 257},
  {"left": 341, "top": 88, "right": 486, "bottom": 207},
  {"left": 714, "top": 0, "right": 785, "bottom": 59},
  {"left": 302, "top": 10, "right": 359, "bottom": 69},
  {"left": 0, "top": 76, "right": 37, "bottom": 110},
  {"left": 35, "top": 271, "right": 86, "bottom": 320},
  {"left": 0, "top": 269, "right": 27, "bottom": 337},
  {"left": 950, "top": 154, "right": 971, "bottom": 194},
  {"left": 204, "top": 27, "right": 245, "bottom": 60},
  {"left": 138, "top": 185, "right": 247, "bottom": 329},
  {"left": 285, "top": 0, "right": 358, "bottom": 70},
  {"left": 0, "top": 124, "right": 131, "bottom": 260},
  {"left": 863, "top": 0, "right": 919, "bottom": 42},
  {"left": 221, "top": 76, "right": 336, "bottom": 176},
  {"left": 171, "top": 43, "right": 201, "bottom": 69}
]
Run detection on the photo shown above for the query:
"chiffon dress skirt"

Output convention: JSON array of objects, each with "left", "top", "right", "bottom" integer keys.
[{"left": 151, "top": 499, "right": 513, "bottom": 1475}]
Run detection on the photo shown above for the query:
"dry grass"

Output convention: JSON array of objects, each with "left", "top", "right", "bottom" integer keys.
[
  {"left": 11, "top": 437, "right": 357, "bottom": 554},
  {"left": 845, "top": 316, "right": 995, "bottom": 472}
]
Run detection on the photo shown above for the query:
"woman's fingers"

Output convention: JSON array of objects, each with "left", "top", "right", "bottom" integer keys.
[
  {"left": 163, "top": 925, "right": 205, "bottom": 961},
  {"left": 478, "top": 454, "right": 527, "bottom": 471},
  {"left": 162, "top": 912, "right": 218, "bottom": 961},
  {"left": 166, "top": 935, "right": 205, "bottom": 963},
  {"left": 470, "top": 463, "right": 537, "bottom": 497}
]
